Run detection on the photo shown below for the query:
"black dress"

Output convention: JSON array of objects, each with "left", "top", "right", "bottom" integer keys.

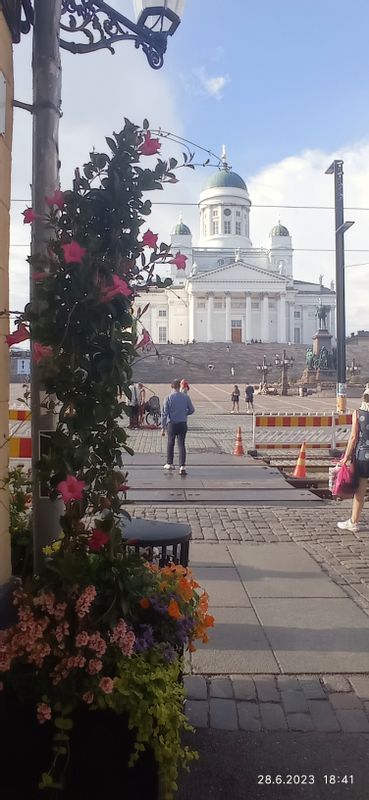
[{"left": 355, "top": 408, "right": 369, "bottom": 478}]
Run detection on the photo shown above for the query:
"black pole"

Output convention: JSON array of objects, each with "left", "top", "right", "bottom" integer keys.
[
  {"left": 334, "top": 160, "right": 346, "bottom": 412},
  {"left": 31, "top": 0, "right": 63, "bottom": 571}
]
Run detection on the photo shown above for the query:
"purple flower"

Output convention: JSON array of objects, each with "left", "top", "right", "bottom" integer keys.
[{"left": 134, "top": 624, "right": 154, "bottom": 653}]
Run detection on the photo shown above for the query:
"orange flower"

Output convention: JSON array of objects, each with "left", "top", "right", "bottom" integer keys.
[
  {"left": 140, "top": 598, "right": 150, "bottom": 609},
  {"left": 167, "top": 599, "right": 182, "bottom": 619},
  {"left": 177, "top": 578, "right": 194, "bottom": 602},
  {"left": 204, "top": 614, "right": 215, "bottom": 628},
  {"left": 188, "top": 642, "right": 197, "bottom": 653}
]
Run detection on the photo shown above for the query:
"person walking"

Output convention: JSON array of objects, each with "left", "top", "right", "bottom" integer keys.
[
  {"left": 128, "top": 382, "right": 139, "bottom": 428},
  {"left": 231, "top": 385, "right": 240, "bottom": 413},
  {"left": 337, "top": 385, "right": 369, "bottom": 532},
  {"left": 161, "top": 379, "right": 195, "bottom": 475},
  {"left": 245, "top": 383, "right": 255, "bottom": 413},
  {"left": 180, "top": 379, "right": 190, "bottom": 394}
]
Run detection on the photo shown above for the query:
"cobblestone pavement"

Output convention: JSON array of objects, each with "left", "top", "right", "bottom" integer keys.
[
  {"left": 132, "top": 505, "right": 369, "bottom": 615},
  {"left": 184, "top": 674, "right": 369, "bottom": 732}
]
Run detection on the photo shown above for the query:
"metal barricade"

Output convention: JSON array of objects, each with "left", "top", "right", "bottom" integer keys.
[{"left": 250, "top": 412, "right": 352, "bottom": 453}]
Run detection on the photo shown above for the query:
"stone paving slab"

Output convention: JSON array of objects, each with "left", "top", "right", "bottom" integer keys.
[
  {"left": 228, "top": 543, "right": 346, "bottom": 598},
  {"left": 191, "top": 607, "right": 280, "bottom": 675},
  {"left": 184, "top": 674, "right": 369, "bottom": 733},
  {"left": 194, "top": 567, "right": 251, "bottom": 607},
  {"left": 253, "top": 597, "right": 369, "bottom": 673}
]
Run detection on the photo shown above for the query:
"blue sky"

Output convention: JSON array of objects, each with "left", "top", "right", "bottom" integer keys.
[
  {"left": 167, "top": 0, "right": 369, "bottom": 174},
  {"left": 9, "top": 0, "right": 369, "bottom": 330}
]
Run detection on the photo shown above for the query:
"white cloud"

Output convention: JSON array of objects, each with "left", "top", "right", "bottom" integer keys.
[
  {"left": 247, "top": 143, "right": 369, "bottom": 333},
  {"left": 194, "top": 67, "right": 230, "bottom": 100}
]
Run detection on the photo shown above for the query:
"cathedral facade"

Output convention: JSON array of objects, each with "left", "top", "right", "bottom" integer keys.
[{"left": 135, "top": 151, "right": 336, "bottom": 346}]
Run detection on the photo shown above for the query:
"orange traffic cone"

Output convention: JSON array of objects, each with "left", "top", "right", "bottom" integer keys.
[
  {"left": 233, "top": 426, "right": 245, "bottom": 456},
  {"left": 293, "top": 442, "right": 306, "bottom": 478}
]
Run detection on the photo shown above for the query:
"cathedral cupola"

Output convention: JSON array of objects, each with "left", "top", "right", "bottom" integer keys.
[
  {"left": 269, "top": 220, "right": 293, "bottom": 278},
  {"left": 198, "top": 146, "right": 252, "bottom": 248},
  {"left": 170, "top": 213, "right": 192, "bottom": 283}
]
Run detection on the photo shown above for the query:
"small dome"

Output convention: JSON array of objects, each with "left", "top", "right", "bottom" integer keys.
[
  {"left": 271, "top": 222, "right": 290, "bottom": 237},
  {"left": 172, "top": 221, "right": 191, "bottom": 235},
  {"left": 204, "top": 170, "right": 247, "bottom": 191}
]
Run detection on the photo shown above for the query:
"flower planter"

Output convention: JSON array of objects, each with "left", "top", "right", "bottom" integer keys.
[{"left": 0, "top": 694, "right": 159, "bottom": 800}]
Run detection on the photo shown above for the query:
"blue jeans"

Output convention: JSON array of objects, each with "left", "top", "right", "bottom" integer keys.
[{"left": 167, "top": 421, "right": 188, "bottom": 467}]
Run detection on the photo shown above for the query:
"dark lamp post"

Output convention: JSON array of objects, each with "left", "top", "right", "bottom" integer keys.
[
  {"left": 275, "top": 349, "right": 294, "bottom": 396},
  {"left": 325, "top": 160, "right": 355, "bottom": 413},
  {"left": 256, "top": 355, "right": 273, "bottom": 394},
  {"left": 7, "top": 0, "right": 185, "bottom": 570}
]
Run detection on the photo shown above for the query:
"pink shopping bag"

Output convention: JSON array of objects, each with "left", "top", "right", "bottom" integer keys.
[{"left": 331, "top": 463, "right": 358, "bottom": 499}]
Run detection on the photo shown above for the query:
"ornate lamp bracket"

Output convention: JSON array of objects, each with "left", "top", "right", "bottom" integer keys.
[{"left": 59, "top": 1, "right": 174, "bottom": 68}]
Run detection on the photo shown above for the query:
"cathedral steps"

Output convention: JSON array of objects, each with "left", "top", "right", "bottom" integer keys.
[{"left": 132, "top": 342, "right": 369, "bottom": 385}]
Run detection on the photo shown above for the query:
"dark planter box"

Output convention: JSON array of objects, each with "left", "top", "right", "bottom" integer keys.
[{"left": 0, "top": 694, "right": 159, "bottom": 799}]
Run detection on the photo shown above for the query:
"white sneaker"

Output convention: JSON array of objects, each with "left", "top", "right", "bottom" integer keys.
[
  {"left": 337, "top": 519, "right": 359, "bottom": 533},
  {"left": 163, "top": 464, "right": 175, "bottom": 470},
  {"left": 179, "top": 466, "right": 187, "bottom": 476}
]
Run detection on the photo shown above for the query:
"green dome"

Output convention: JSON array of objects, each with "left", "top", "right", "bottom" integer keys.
[
  {"left": 271, "top": 223, "right": 290, "bottom": 237},
  {"left": 172, "top": 221, "right": 191, "bottom": 235},
  {"left": 204, "top": 170, "right": 247, "bottom": 191}
]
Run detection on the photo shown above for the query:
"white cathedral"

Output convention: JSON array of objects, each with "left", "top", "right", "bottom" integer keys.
[{"left": 135, "top": 149, "right": 336, "bottom": 346}]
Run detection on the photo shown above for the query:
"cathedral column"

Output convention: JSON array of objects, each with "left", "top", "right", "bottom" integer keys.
[
  {"left": 245, "top": 293, "right": 252, "bottom": 341},
  {"left": 189, "top": 293, "right": 195, "bottom": 342},
  {"left": 289, "top": 302, "right": 295, "bottom": 343},
  {"left": 207, "top": 293, "right": 214, "bottom": 342},
  {"left": 278, "top": 294, "right": 286, "bottom": 343},
  {"left": 225, "top": 293, "right": 231, "bottom": 341},
  {"left": 261, "top": 294, "right": 269, "bottom": 342}
]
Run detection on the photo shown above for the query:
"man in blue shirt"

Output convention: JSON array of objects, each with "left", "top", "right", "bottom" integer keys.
[{"left": 161, "top": 379, "right": 195, "bottom": 475}]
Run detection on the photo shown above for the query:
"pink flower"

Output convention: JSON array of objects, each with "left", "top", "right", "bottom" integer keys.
[
  {"left": 62, "top": 241, "right": 87, "bottom": 265},
  {"left": 5, "top": 324, "right": 30, "bottom": 346},
  {"left": 82, "top": 691, "right": 94, "bottom": 705},
  {"left": 75, "top": 586, "right": 97, "bottom": 619},
  {"left": 45, "top": 190, "right": 65, "bottom": 210},
  {"left": 89, "top": 529, "right": 110, "bottom": 552},
  {"left": 57, "top": 475, "right": 86, "bottom": 503},
  {"left": 32, "top": 271, "right": 46, "bottom": 281},
  {"left": 169, "top": 252, "right": 188, "bottom": 270},
  {"left": 135, "top": 329, "right": 152, "bottom": 350},
  {"left": 99, "top": 677, "right": 114, "bottom": 694},
  {"left": 142, "top": 230, "right": 158, "bottom": 249},
  {"left": 37, "top": 703, "right": 52, "bottom": 724},
  {"left": 33, "top": 343, "right": 53, "bottom": 364},
  {"left": 88, "top": 659, "right": 103, "bottom": 675},
  {"left": 109, "top": 619, "right": 135, "bottom": 656},
  {"left": 22, "top": 207, "right": 38, "bottom": 224},
  {"left": 139, "top": 131, "right": 161, "bottom": 156},
  {"left": 100, "top": 275, "right": 132, "bottom": 303},
  {"left": 75, "top": 631, "right": 89, "bottom": 647},
  {"left": 89, "top": 632, "right": 107, "bottom": 656},
  {"left": 118, "top": 484, "right": 130, "bottom": 493}
]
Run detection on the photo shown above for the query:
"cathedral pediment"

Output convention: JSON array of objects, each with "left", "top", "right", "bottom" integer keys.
[{"left": 189, "top": 260, "right": 287, "bottom": 287}]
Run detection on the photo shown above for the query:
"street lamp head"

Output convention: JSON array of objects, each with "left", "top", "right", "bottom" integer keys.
[
  {"left": 325, "top": 162, "right": 335, "bottom": 175},
  {"left": 134, "top": 1, "right": 185, "bottom": 34}
]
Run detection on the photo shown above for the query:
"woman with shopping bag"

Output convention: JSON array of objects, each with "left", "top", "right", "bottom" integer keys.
[{"left": 336, "top": 385, "right": 369, "bottom": 532}]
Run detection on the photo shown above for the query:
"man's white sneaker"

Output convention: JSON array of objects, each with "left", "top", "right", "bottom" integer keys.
[
  {"left": 179, "top": 466, "right": 187, "bottom": 476},
  {"left": 337, "top": 519, "right": 359, "bottom": 532},
  {"left": 163, "top": 464, "right": 175, "bottom": 470}
]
